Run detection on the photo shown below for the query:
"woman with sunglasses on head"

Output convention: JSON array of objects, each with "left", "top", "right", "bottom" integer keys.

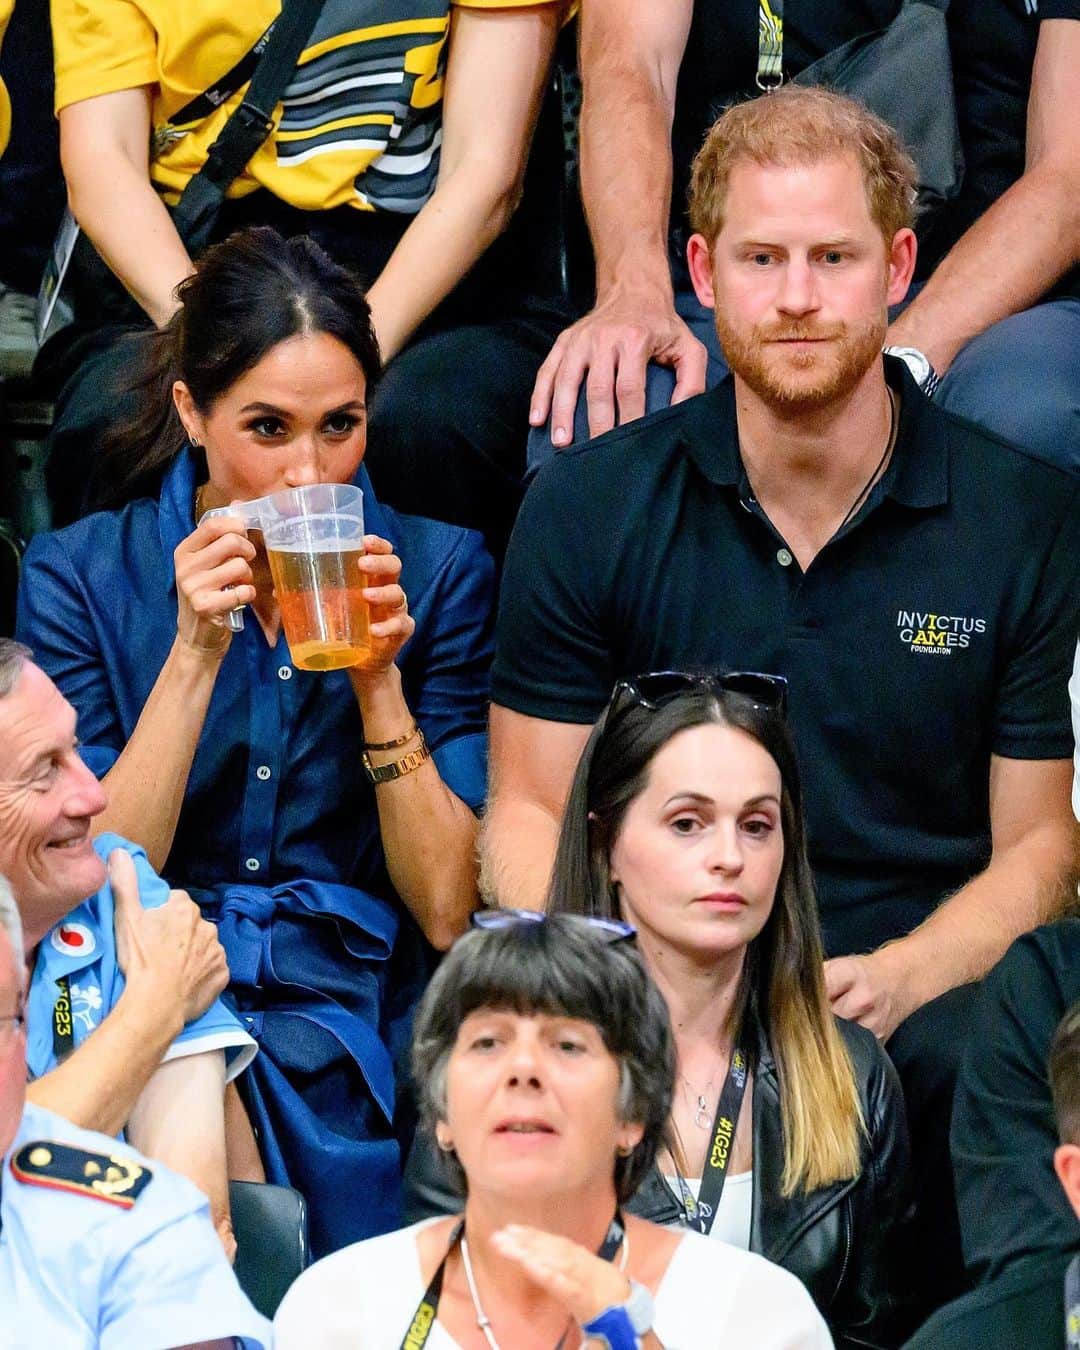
[
  {"left": 274, "top": 912, "right": 834, "bottom": 1347},
  {"left": 547, "top": 672, "right": 912, "bottom": 1349}
]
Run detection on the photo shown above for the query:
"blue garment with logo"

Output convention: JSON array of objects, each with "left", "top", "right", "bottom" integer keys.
[
  {"left": 17, "top": 450, "right": 494, "bottom": 1256},
  {"left": 26, "top": 832, "right": 255, "bottom": 1083},
  {"left": 0, "top": 1101, "right": 270, "bottom": 1349}
]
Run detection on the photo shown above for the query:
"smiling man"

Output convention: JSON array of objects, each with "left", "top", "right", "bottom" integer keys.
[
  {"left": 0, "top": 637, "right": 255, "bottom": 1251},
  {"left": 486, "top": 86, "right": 1079, "bottom": 1312},
  {"left": 0, "top": 878, "right": 270, "bottom": 1348}
]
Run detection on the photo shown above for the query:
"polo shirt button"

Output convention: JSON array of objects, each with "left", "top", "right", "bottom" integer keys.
[
  {"left": 256, "top": 765, "right": 271, "bottom": 781},
  {"left": 277, "top": 665, "right": 292, "bottom": 680},
  {"left": 776, "top": 548, "right": 794, "bottom": 567},
  {"left": 245, "top": 857, "right": 260, "bottom": 872}
]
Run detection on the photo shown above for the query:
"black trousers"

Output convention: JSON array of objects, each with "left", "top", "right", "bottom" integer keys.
[{"left": 886, "top": 981, "right": 984, "bottom": 1326}]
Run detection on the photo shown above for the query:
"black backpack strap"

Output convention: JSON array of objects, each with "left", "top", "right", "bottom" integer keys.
[{"left": 171, "top": 0, "right": 327, "bottom": 252}]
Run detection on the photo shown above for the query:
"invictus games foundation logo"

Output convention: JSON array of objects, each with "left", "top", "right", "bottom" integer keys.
[{"left": 897, "top": 610, "right": 986, "bottom": 655}]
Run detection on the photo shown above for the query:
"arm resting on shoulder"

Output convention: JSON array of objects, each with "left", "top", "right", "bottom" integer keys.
[
  {"left": 128, "top": 1051, "right": 233, "bottom": 1257},
  {"left": 877, "top": 756, "right": 1077, "bottom": 1018},
  {"left": 530, "top": 0, "right": 705, "bottom": 441},
  {"left": 480, "top": 705, "right": 591, "bottom": 909},
  {"left": 886, "top": 20, "right": 1080, "bottom": 372},
  {"left": 365, "top": 3, "right": 560, "bottom": 362},
  {"left": 59, "top": 86, "right": 193, "bottom": 327}
]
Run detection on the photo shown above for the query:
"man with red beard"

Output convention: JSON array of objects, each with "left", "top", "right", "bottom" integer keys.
[{"left": 486, "top": 86, "right": 1079, "bottom": 1316}]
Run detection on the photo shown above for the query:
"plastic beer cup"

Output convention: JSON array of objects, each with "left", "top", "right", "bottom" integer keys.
[{"left": 258, "top": 483, "right": 370, "bottom": 672}]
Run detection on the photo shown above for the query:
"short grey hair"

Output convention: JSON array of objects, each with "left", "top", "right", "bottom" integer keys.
[
  {"left": 411, "top": 914, "right": 676, "bottom": 1202},
  {"left": 0, "top": 638, "right": 31, "bottom": 698},
  {"left": 0, "top": 875, "right": 25, "bottom": 974}
]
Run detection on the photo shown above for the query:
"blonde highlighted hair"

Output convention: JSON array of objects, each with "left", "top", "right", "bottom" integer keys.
[
  {"left": 688, "top": 84, "right": 917, "bottom": 253},
  {"left": 549, "top": 685, "right": 864, "bottom": 1195}
]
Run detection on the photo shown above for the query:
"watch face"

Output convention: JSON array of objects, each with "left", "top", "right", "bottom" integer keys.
[{"left": 884, "top": 345, "right": 931, "bottom": 385}]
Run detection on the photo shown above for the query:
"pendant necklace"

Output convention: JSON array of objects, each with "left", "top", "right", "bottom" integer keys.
[
  {"left": 681, "top": 1069, "right": 719, "bottom": 1130},
  {"left": 460, "top": 1227, "right": 630, "bottom": 1350}
]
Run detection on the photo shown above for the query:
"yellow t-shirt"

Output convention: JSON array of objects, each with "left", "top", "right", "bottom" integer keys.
[
  {"left": 51, "top": 0, "right": 561, "bottom": 212},
  {"left": 0, "top": 0, "right": 14, "bottom": 158}
]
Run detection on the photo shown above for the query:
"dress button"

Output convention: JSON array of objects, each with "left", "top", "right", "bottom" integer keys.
[
  {"left": 244, "top": 857, "right": 260, "bottom": 873},
  {"left": 256, "top": 765, "right": 271, "bottom": 781},
  {"left": 776, "top": 548, "right": 794, "bottom": 567},
  {"left": 277, "top": 665, "right": 292, "bottom": 680}
]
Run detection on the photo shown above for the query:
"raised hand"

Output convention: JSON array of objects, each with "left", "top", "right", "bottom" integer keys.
[{"left": 491, "top": 1224, "right": 632, "bottom": 1330}]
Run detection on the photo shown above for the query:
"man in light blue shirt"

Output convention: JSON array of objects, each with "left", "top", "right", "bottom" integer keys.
[
  {"left": 0, "top": 877, "right": 271, "bottom": 1349},
  {"left": 0, "top": 639, "right": 255, "bottom": 1249}
]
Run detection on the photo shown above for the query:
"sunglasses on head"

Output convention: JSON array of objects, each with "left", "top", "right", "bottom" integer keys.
[
  {"left": 471, "top": 908, "right": 636, "bottom": 945},
  {"left": 609, "top": 669, "right": 788, "bottom": 717}
]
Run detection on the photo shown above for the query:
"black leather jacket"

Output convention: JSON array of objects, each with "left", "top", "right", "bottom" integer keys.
[
  {"left": 404, "top": 1016, "right": 911, "bottom": 1350},
  {"left": 628, "top": 1017, "right": 912, "bottom": 1350}
]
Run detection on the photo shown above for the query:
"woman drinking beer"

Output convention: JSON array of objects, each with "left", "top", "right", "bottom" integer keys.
[{"left": 16, "top": 226, "right": 492, "bottom": 1257}]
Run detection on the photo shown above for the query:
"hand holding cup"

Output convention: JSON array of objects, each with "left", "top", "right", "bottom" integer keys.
[{"left": 174, "top": 513, "right": 256, "bottom": 656}]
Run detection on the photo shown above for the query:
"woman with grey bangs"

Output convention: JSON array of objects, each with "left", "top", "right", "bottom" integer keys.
[{"left": 274, "top": 913, "right": 833, "bottom": 1348}]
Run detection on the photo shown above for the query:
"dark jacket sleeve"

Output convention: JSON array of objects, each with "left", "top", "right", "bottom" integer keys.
[
  {"left": 832, "top": 1021, "right": 914, "bottom": 1349},
  {"left": 951, "top": 922, "right": 1080, "bottom": 1283}
]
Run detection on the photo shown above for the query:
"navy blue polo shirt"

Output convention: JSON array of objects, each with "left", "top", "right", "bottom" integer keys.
[
  {"left": 17, "top": 450, "right": 493, "bottom": 898},
  {"left": 493, "top": 360, "right": 1079, "bottom": 956}
]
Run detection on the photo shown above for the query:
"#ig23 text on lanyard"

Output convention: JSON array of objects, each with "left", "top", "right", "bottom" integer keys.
[{"left": 672, "top": 1035, "right": 751, "bottom": 1236}]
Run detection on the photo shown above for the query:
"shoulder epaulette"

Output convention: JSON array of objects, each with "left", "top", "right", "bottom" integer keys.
[{"left": 11, "top": 1140, "right": 153, "bottom": 1208}]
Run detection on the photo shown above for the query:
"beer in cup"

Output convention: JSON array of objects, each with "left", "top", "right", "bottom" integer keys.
[{"left": 260, "top": 484, "right": 370, "bottom": 671}]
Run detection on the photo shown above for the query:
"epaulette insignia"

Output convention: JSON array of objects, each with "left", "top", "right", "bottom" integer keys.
[{"left": 11, "top": 1141, "right": 152, "bottom": 1208}]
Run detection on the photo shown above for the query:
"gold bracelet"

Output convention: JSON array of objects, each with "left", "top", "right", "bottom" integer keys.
[
  {"left": 362, "top": 728, "right": 430, "bottom": 784},
  {"left": 364, "top": 722, "right": 419, "bottom": 752}
]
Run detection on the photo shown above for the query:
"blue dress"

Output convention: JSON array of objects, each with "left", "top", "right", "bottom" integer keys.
[{"left": 17, "top": 449, "right": 494, "bottom": 1256}]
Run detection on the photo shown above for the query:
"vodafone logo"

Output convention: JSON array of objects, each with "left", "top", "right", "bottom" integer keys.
[{"left": 50, "top": 922, "right": 96, "bottom": 958}]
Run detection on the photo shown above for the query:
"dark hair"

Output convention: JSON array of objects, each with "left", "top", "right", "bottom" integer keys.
[
  {"left": 1050, "top": 1000, "right": 1080, "bottom": 1145},
  {"left": 91, "top": 226, "right": 381, "bottom": 510},
  {"left": 411, "top": 915, "right": 676, "bottom": 1203},
  {"left": 549, "top": 682, "right": 864, "bottom": 1194}
]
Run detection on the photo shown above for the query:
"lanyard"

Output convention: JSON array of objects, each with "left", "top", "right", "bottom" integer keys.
[
  {"left": 399, "top": 1211, "right": 626, "bottom": 1350},
  {"left": 1066, "top": 1255, "right": 1080, "bottom": 1349},
  {"left": 52, "top": 976, "right": 74, "bottom": 1064},
  {"left": 150, "top": 17, "right": 277, "bottom": 155},
  {"left": 757, "top": 0, "right": 785, "bottom": 89},
  {"left": 671, "top": 1039, "right": 751, "bottom": 1237}
]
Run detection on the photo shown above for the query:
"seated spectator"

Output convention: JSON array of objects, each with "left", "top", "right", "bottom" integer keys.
[
  {"left": 0, "top": 637, "right": 254, "bottom": 1253},
  {"left": 40, "top": 0, "right": 571, "bottom": 550},
  {"left": 0, "top": 0, "right": 65, "bottom": 294},
  {"left": 415, "top": 672, "right": 911, "bottom": 1343},
  {"left": 274, "top": 912, "right": 835, "bottom": 1347},
  {"left": 951, "top": 921, "right": 1080, "bottom": 1285},
  {"left": 528, "top": 0, "right": 1080, "bottom": 476},
  {"left": 0, "top": 0, "right": 11, "bottom": 159},
  {"left": 951, "top": 685, "right": 1080, "bottom": 1289},
  {"left": 551, "top": 672, "right": 910, "bottom": 1346},
  {"left": 17, "top": 227, "right": 493, "bottom": 1257},
  {"left": 0, "top": 877, "right": 270, "bottom": 1348},
  {"left": 486, "top": 85, "right": 1079, "bottom": 1314},
  {"left": 905, "top": 998, "right": 1080, "bottom": 1348}
]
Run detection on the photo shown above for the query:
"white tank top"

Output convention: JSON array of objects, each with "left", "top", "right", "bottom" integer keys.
[{"left": 664, "top": 1170, "right": 754, "bottom": 1249}]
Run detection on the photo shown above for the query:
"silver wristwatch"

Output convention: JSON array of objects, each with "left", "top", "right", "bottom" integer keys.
[{"left": 882, "top": 344, "right": 940, "bottom": 397}]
